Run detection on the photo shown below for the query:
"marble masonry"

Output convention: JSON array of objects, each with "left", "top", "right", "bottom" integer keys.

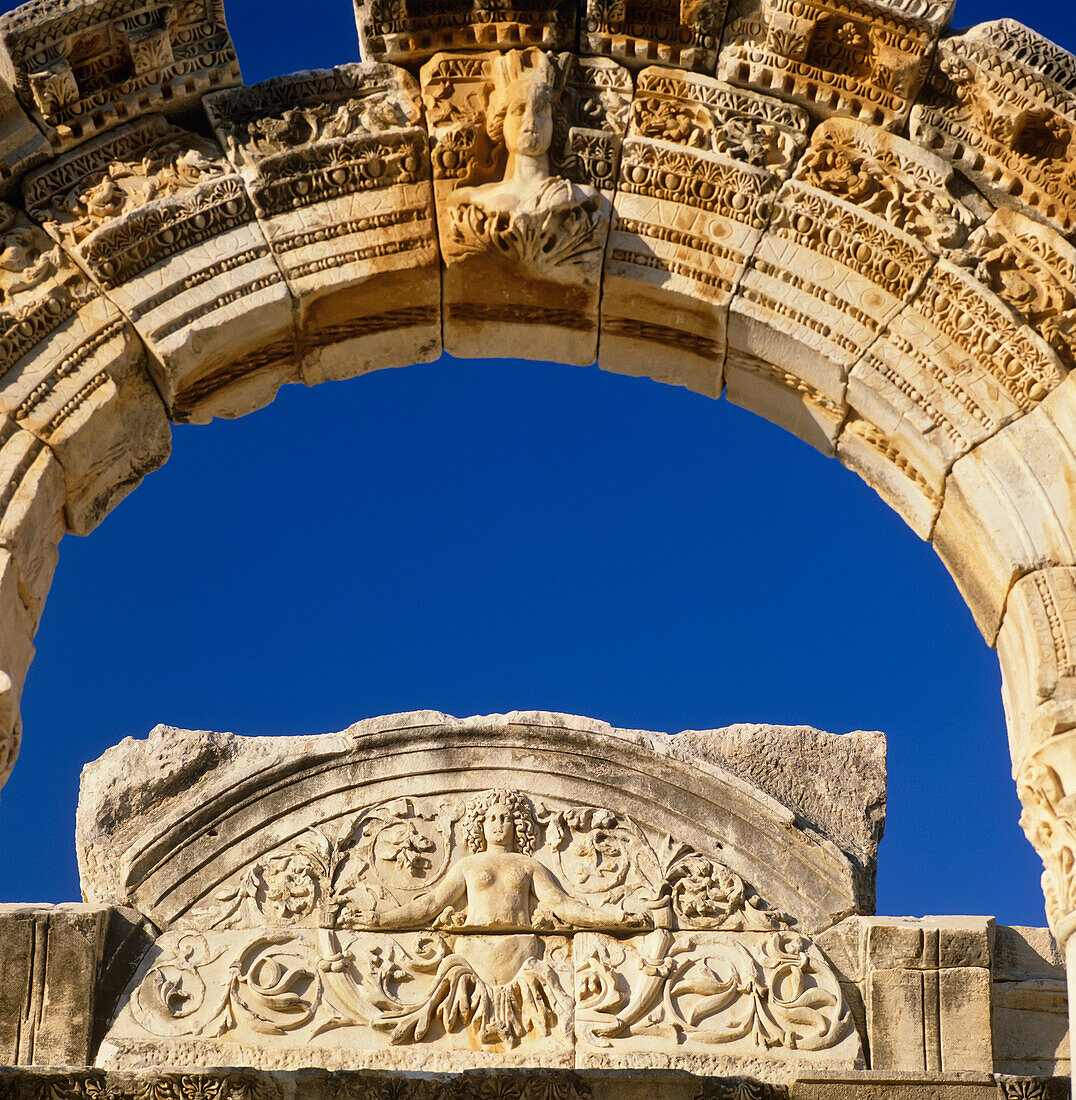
[
  {"left": 0, "top": 0, "right": 1072, "bottom": 1092},
  {"left": 2, "top": 710, "right": 1069, "bottom": 1090}
]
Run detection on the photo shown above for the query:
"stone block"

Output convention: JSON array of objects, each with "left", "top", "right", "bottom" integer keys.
[
  {"left": 993, "top": 927, "right": 1068, "bottom": 1075},
  {"left": 932, "top": 373, "right": 1076, "bottom": 644},
  {"left": 867, "top": 966, "right": 992, "bottom": 1072},
  {"left": 0, "top": 75, "right": 48, "bottom": 196},
  {"left": 718, "top": 0, "right": 955, "bottom": 130},
  {"left": 600, "top": 68, "right": 808, "bottom": 396},
  {"left": 583, "top": 0, "right": 730, "bottom": 73},
  {"left": 421, "top": 50, "right": 632, "bottom": 366},
  {"left": 912, "top": 20, "right": 1076, "bottom": 234},
  {"left": 791, "top": 1078, "right": 997, "bottom": 1100},
  {"left": 0, "top": 0, "right": 240, "bottom": 152},
  {"left": 24, "top": 116, "right": 298, "bottom": 424},
  {"left": 205, "top": 64, "right": 441, "bottom": 387},
  {"left": 997, "top": 568, "right": 1076, "bottom": 764},
  {"left": 0, "top": 202, "right": 169, "bottom": 534},
  {"left": 355, "top": 0, "right": 577, "bottom": 66},
  {"left": 729, "top": 120, "right": 952, "bottom": 439},
  {"left": 0, "top": 416, "right": 63, "bottom": 625},
  {"left": 0, "top": 904, "right": 109, "bottom": 1066},
  {"left": 865, "top": 916, "right": 993, "bottom": 971}
]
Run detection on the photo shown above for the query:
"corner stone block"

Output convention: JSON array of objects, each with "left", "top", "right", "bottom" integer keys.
[
  {"left": 204, "top": 63, "right": 441, "bottom": 387},
  {"left": 0, "top": 0, "right": 241, "bottom": 153},
  {"left": 911, "top": 20, "right": 1076, "bottom": 235},
  {"left": 728, "top": 119, "right": 949, "bottom": 454},
  {"left": 583, "top": 0, "right": 730, "bottom": 73},
  {"left": 864, "top": 917, "right": 994, "bottom": 1072},
  {"left": 355, "top": 0, "right": 578, "bottom": 66},
  {"left": 0, "top": 416, "right": 63, "bottom": 626},
  {"left": 24, "top": 116, "right": 299, "bottom": 424},
  {"left": 932, "top": 371, "right": 1076, "bottom": 645},
  {"left": 0, "top": 203, "right": 169, "bottom": 534},
  {"left": 992, "top": 925, "right": 1069, "bottom": 1076},
  {"left": 0, "top": 904, "right": 111, "bottom": 1066},
  {"left": 718, "top": 0, "right": 955, "bottom": 130},
  {"left": 998, "top": 567, "right": 1076, "bottom": 766},
  {"left": 422, "top": 49, "right": 632, "bottom": 366},
  {"left": 600, "top": 67, "right": 808, "bottom": 398}
]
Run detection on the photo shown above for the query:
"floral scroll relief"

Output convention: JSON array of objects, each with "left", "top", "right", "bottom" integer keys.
[
  {"left": 112, "top": 789, "right": 860, "bottom": 1062},
  {"left": 576, "top": 929, "right": 858, "bottom": 1056}
]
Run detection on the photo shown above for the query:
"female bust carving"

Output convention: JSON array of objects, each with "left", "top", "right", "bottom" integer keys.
[{"left": 357, "top": 788, "right": 648, "bottom": 932}]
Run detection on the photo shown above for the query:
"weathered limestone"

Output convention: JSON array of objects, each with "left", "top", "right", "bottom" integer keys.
[
  {"left": 912, "top": 21, "right": 1076, "bottom": 234},
  {"left": 932, "top": 371, "right": 1076, "bottom": 643},
  {"left": 77, "top": 712, "right": 873, "bottom": 1076},
  {"left": 23, "top": 116, "right": 297, "bottom": 423},
  {"left": 204, "top": 64, "right": 441, "bottom": 386},
  {"left": 354, "top": 0, "right": 578, "bottom": 66},
  {"left": 718, "top": 0, "right": 955, "bottom": 129},
  {"left": 422, "top": 49, "right": 631, "bottom": 364},
  {"left": 992, "top": 925, "right": 1069, "bottom": 1075},
  {"left": 0, "top": 202, "right": 169, "bottom": 534},
  {"left": 599, "top": 67, "right": 808, "bottom": 396},
  {"left": 0, "top": 78, "right": 48, "bottom": 197},
  {"left": 583, "top": 0, "right": 730, "bottom": 73},
  {"left": 728, "top": 118, "right": 964, "bottom": 455},
  {"left": 0, "top": 0, "right": 241, "bottom": 152}
]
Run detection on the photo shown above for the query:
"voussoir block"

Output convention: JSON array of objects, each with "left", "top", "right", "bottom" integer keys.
[
  {"left": 600, "top": 67, "right": 808, "bottom": 397},
  {"left": 24, "top": 116, "right": 298, "bottom": 424},
  {"left": 728, "top": 119, "right": 956, "bottom": 454},
  {"left": 0, "top": 0, "right": 241, "bottom": 153},
  {"left": 0, "top": 202, "right": 169, "bottom": 534},
  {"left": 205, "top": 63, "right": 442, "bottom": 388},
  {"left": 933, "top": 371, "right": 1076, "bottom": 644},
  {"left": 422, "top": 49, "right": 632, "bottom": 366}
]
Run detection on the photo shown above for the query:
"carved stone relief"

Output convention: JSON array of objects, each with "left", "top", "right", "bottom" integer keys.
[
  {"left": 583, "top": 0, "right": 731, "bottom": 73},
  {"left": 0, "top": 201, "right": 169, "bottom": 535},
  {"left": 718, "top": 0, "right": 954, "bottom": 130},
  {"left": 420, "top": 48, "right": 632, "bottom": 364},
  {"left": 727, "top": 117, "right": 958, "bottom": 456},
  {"left": 354, "top": 0, "right": 577, "bottom": 66},
  {"left": 100, "top": 786, "right": 862, "bottom": 1071},
  {"left": 204, "top": 63, "right": 441, "bottom": 387},
  {"left": 22, "top": 115, "right": 296, "bottom": 424},
  {"left": 911, "top": 20, "right": 1076, "bottom": 233},
  {"left": 600, "top": 66, "right": 808, "bottom": 397},
  {"left": 0, "top": 0, "right": 241, "bottom": 152}
]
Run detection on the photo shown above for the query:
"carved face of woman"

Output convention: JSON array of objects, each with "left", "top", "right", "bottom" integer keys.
[
  {"left": 502, "top": 78, "right": 553, "bottom": 158},
  {"left": 483, "top": 801, "right": 516, "bottom": 850}
]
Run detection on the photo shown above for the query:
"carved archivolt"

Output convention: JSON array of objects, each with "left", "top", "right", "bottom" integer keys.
[{"left": 0, "top": 0, "right": 1072, "bottom": 1000}]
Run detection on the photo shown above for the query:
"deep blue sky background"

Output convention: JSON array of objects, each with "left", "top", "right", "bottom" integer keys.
[{"left": 0, "top": 0, "right": 1070, "bottom": 928}]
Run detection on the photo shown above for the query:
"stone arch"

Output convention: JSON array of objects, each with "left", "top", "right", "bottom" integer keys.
[{"left": 0, "top": 0, "right": 1073, "bottom": 1015}]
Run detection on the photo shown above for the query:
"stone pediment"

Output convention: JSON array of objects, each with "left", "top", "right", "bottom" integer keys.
[{"left": 77, "top": 712, "right": 880, "bottom": 1075}]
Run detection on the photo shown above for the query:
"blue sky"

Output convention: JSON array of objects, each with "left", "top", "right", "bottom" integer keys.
[{"left": 0, "top": 0, "right": 1069, "bottom": 930}]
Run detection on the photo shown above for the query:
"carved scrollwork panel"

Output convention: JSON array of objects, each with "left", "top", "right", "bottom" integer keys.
[{"left": 574, "top": 929, "right": 863, "bottom": 1067}]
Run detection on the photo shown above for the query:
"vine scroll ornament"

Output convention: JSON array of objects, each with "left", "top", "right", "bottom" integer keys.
[{"left": 105, "top": 789, "right": 862, "bottom": 1067}]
